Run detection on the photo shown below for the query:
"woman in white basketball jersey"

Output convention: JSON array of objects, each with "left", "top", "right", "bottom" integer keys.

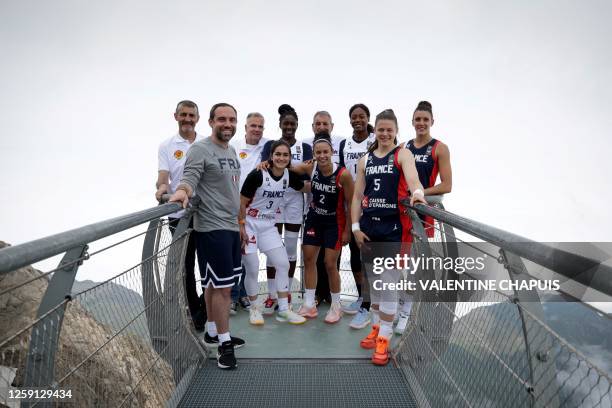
[
  {"left": 338, "top": 103, "right": 377, "bottom": 329},
  {"left": 240, "top": 140, "right": 309, "bottom": 325},
  {"left": 259, "top": 104, "right": 313, "bottom": 312}
]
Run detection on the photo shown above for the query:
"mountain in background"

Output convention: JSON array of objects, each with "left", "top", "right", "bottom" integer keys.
[{"left": 71, "top": 279, "right": 149, "bottom": 341}]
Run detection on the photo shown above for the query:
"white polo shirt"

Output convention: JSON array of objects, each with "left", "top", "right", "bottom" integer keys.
[
  {"left": 303, "top": 135, "right": 345, "bottom": 166},
  {"left": 158, "top": 132, "right": 203, "bottom": 218},
  {"left": 230, "top": 135, "right": 269, "bottom": 189}
]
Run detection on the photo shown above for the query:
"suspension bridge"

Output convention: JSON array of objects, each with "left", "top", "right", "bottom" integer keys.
[{"left": 0, "top": 198, "right": 610, "bottom": 407}]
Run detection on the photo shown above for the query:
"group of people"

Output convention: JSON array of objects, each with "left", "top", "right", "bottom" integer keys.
[{"left": 156, "top": 100, "right": 452, "bottom": 369}]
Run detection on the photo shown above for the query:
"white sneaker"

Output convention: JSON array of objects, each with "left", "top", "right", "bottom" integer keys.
[
  {"left": 394, "top": 312, "right": 410, "bottom": 335},
  {"left": 249, "top": 305, "right": 264, "bottom": 326},
  {"left": 349, "top": 307, "right": 371, "bottom": 329},
  {"left": 342, "top": 297, "right": 362, "bottom": 315},
  {"left": 324, "top": 302, "right": 343, "bottom": 324},
  {"left": 276, "top": 308, "right": 306, "bottom": 325}
]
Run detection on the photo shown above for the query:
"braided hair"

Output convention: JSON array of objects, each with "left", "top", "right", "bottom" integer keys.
[{"left": 278, "top": 104, "right": 298, "bottom": 124}]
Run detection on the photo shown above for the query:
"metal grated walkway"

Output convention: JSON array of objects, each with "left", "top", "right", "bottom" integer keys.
[{"left": 178, "top": 360, "right": 416, "bottom": 408}]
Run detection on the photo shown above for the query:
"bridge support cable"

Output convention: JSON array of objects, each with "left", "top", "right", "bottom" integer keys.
[
  {"left": 0, "top": 201, "right": 204, "bottom": 407},
  {"left": 393, "top": 196, "right": 611, "bottom": 407}
]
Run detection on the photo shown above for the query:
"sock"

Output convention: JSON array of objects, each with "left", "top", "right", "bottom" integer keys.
[
  {"left": 278, "top": 297, "right": 289, "bottom": 312},
  {"left": 288, "top": 277, "right": 294, "bottom": 292},
  {"left": 331, "top": 292, "right": 341, "bottom": 304},
  {"left": 305, "top": 289, "right": 316, "bottom": 307},
  {"left": 401, "top": 300, "right": 412, "bottom": 314},
  {"left": 268, "top": 279, "right": 277, "bottom": 299},
  {"left": 250, "top": 296, "right": 259, "bottom": 308},
  {"left": 218, "top": 332, "right": 231, "bottom": 344},
  {"left": 371, "top": 309, "right": 380, "bottom": 325},
  {"left": 207, "top": 321, "right": 218, "bottom": 337},
  {"left": 379, "top": 320, "right": 393, "bottom": 339}
]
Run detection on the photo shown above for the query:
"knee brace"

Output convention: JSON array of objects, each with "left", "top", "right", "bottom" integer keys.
[
  {"left": 242, "top": 253, "right": 261, "bottom": 297},
  {"left": 284, "top": 230, "right": 300, "bottom": 262},
  {"left": 267, "top": 247, "right": 290, "bottom": 292},
  {"left": 379, "top": 301, "right": 398, "bottom": 316}
]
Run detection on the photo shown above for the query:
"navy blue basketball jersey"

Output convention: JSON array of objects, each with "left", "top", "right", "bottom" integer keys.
[
  {"left": 361, "top": 147, "right": 412, "bottom": 243},
  {"left": 362, "top": 147, "right": 405, "bottom": 217},
  {"left": 405, "top": 138, "right": 440, "bottom": 189},
  {"left": 309, "top": 164, "right": 346, "bottom": 224}
]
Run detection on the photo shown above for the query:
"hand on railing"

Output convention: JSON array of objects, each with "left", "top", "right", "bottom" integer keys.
[
  {"left": 155, "top": 185, "right": 168, "bottom": 202},
  {"left": 169, "top": 189, "right": 190, "bottom": 208},
  {"left": 410, "top": 191, "right": 427, "bottom": 207},
  {"left": 158, "top": 193, "right": 171, "bottom": 204},
  {"left": 401, "top": 194, "right": 443, "bottom": 209}
]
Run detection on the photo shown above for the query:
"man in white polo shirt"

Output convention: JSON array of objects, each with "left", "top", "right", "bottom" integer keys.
[
  {"left": 303, "top": 110, "right": 344, "bottom": 165},
  {"left": 231, "top": 112, "right": 268, "bottom": 188},
  {"left": 229, "top": 112, "right": 268, "bottom": 313},
  {"left": 155, "top": 100, "right": 205, "bottom": 331}
]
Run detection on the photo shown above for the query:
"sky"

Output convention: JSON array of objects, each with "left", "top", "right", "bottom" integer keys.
[{"left": 1, "top": 0, "right": 612, "bottom": 282}]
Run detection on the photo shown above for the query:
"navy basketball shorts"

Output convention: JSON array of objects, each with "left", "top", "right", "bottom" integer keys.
[
  {"left": 359, "top": 215, "right": 404, "bottom": 305},
  {"left": 302, "top": 213, "right": 343, "bottom": 250},
  {"left": 360, "top": 214, "right": 402, "bottom": 242},
  {"left": 195, "top": 230, "right": 242, "bottom": 289}
]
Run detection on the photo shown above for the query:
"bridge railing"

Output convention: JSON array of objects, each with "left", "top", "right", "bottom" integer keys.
[
  {"left": 2, "top": 195, "right": 611, "bottom": 407},
  {"left": 0, "top": 202, "right": 206, "bottom": 407},
  {"left": 395, "top": 198, "right": 612, "bottom": 408}
]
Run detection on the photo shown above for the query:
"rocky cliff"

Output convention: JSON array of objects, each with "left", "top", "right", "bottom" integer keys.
[{"left": 0, "top": 240, "right": 174, "bottom": 407}]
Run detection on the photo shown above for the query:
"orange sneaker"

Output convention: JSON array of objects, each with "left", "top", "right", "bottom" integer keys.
[
  {"left": 297, "top": 304, "right": 318, "bottom": 318},
  {"left": 371, "top": 336, "right": 390, "bottom": 365},
  {"left": 360, "top": 324, "right": 379, "bottom": 349}
]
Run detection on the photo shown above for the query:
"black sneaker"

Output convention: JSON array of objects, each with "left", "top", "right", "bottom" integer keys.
[
  {"left": 217, "top": 341, "right": 237, "bottom": 369},
  {"left": 229, "top": 301, "right": 238, "bottom": 315},
  {"left": 239, "top": 297, "right": 251, "bottom": 310},
  {"left": 192, "top": 318, "right": 206, "bottom": 332},
  {"left": 203, "top": 332, "right": 246, "bottom": 349},
  {"left": 191, "top": 310, "right": 206, "bottom": 332}
]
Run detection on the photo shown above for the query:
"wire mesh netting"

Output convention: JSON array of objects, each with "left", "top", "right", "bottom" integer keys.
[
  {"left": 242, "top": 229, "right": 358, "bottom": 299},
  {"left": 395, "top": 208, "right": 612, "bottom": 408},
  {"left": 3, "top": 204, "right": 612, "bottom": 408},
  {"left": 0, "top": 222, "right": 206, "bottom": 407}
]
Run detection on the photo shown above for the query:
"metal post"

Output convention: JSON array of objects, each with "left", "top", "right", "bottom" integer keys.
[
  {"left": 499, "top": 249, "right": 559, "bottom": 408},
  {"left": 141, "top": 219, "right": 167, "bottom": 356},
  {"left": 23, "top": 245, "right": 88, "bottom": 407}
]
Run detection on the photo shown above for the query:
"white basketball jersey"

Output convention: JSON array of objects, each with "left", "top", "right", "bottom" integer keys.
[
  {"left": 246, "top": 169, "right": 289, "bottom": 220},
  {"left": 341, "top": 133, "right": 376, "bottom": 180}
]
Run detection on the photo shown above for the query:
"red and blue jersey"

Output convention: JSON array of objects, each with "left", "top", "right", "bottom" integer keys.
[
  {"left": 308, "top": 164, "right": 346, "bottom": 226},
  {"left": 361, "top": 146, "right": 411, "bottom": 243},
  {"left": 405, "top": 138, "right": 441, "bottom": 238},
  {"left": 405, "top": 138, "right": 440, "bottom": 189}
]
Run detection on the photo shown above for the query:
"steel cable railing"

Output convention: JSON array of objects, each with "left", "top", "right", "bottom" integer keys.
[
  {"left": 2, "top": 194, "right": 611, "bottom": 407},
  {"left": 394, "top": 197, "right": 612, "bottom": 408},
  {"left": 0, "top": 202, "right": 205, "bottom": 407}
]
